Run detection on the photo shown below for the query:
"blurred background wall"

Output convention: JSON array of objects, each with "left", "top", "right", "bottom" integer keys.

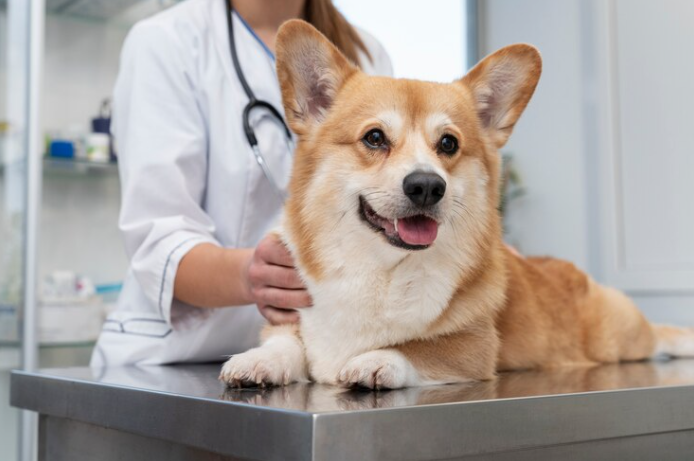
[{"left": 480, "top": 0, "right": 694, "bottom": 323}]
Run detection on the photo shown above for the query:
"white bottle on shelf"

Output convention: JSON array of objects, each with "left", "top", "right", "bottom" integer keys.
[{"left": 86, "top": 133, "right": 110, "bottom": 163}]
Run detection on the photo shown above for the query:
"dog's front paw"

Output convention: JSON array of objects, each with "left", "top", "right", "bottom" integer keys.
[
  {"left": 336, "top": 349, "right": 419, "bottom": 390},
  {"left": 219, "top": 347, "right": 302, "bottom": 388}
]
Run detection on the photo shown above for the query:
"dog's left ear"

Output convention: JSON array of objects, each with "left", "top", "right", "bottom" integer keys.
[
  {"left": 461, "top": 44, "right": 542, "bottom": 148},
  {"left": 276, "top": 20, "right": 358, "bottom": 135}
]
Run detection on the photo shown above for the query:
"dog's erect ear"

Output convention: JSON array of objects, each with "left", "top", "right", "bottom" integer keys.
[
  {"left": 461, "top": 44, "right": 542, "bottom": 148},
  {"left": 276, "top": 20, "right": 358, "bottom": 135}
]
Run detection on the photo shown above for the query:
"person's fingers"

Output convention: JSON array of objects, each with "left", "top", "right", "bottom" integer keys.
[
  {"left": 259, "top": 305, "right": 300, "bottom": 325},
  {"left": 261, "top": 264, "right": 305, "bottom": 290},
  {"left": 253, "top": 287, "right": 312, "bottom": 309},
  {"left": 258, "top": 235, "right": 295, "bottom": 267},
  {"left": 248, "top": 261, "right": 296, "bottom": 290}
]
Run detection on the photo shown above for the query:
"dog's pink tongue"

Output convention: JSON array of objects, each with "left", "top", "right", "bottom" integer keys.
[{"left": 398, "top": 216, "right": 439, "bottom": 246}]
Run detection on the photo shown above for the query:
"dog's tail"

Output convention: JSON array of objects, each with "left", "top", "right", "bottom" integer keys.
[{"left": 652, "top": 324, "right": 694, "bottom": 357}]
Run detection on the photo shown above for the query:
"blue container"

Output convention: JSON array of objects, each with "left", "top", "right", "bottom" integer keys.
[{"left": 49, "top": 140, "right": 75, "bottom": 159}]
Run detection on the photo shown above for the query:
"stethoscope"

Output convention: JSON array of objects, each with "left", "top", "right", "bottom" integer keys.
[{"left": 224, "top": 0, "right": 295, "bottom": 200}]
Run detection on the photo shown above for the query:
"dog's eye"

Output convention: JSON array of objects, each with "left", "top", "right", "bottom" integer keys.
[
  {"left": 438, "top": 134, "right": 459, "bottom": 155},
  {"left": 363, "top": 129, "right": 387, "bottom": 149}
]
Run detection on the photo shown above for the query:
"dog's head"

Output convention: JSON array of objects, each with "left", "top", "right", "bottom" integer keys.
[{"left": 277, "top": 20, "right": 541, "bottom": 278}]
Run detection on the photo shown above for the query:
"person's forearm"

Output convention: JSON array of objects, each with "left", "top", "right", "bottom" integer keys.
[{"left": 174, "top": 243, "right": 254, "bottom": 308}]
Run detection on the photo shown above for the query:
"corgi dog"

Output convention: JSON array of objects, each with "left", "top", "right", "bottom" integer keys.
[{"left": 220, "top": 20, "right": 694, "bottom": 389}]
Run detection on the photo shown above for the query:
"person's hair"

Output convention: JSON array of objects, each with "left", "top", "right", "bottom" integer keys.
[{"left": 303, "top": 0, "right": 372, "bottom": 66}]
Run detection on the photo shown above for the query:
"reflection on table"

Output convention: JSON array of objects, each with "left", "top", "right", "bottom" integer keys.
[{"left": 50, "top": 357, "right": 694, "bottom": 413}]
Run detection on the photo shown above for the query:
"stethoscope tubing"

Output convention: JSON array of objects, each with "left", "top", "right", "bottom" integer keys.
[{"left": 225, "top": 0, "right": 293, "bottom": 199}]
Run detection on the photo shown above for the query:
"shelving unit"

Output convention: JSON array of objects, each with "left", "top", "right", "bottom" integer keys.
[
  {"left": 0, "top": 341, "right": 95, "bottom": 368},
  {"left": 1, "top": 1, "right": 183, "bottom": 459},
  {"left": 1, "top": 0, "right": 181, "bottom": 27},
  {"left": 43, "top": 157, "right": 119, "bottom": 175},
  {"left": 47, "top": 0, "right": 146, "bottom": 18},
  {"left": 0, "top": 158, "right": 119, "bottom": 175}
]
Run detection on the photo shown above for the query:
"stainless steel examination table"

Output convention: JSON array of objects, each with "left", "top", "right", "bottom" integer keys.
[{"left": 10, "top": 359, "right": 694, "bottom": 461}]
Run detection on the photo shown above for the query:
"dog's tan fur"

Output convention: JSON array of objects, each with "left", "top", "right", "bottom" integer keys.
[{"left": 220, "top": 21, "right": 694, "bottom": 389}]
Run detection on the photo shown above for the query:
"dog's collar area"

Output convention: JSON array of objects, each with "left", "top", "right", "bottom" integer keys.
[{"left": 358, "top": 196, "right": 432, "bottom": 251}]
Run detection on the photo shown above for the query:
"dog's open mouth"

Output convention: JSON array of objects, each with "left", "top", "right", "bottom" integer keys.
[{"left": 358, "top": 196, "right": 439, "bottom": 250}]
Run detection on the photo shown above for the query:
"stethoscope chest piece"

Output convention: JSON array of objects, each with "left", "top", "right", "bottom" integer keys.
[{"left": 225, "top": 0, "right": 294, "bottom": 200}]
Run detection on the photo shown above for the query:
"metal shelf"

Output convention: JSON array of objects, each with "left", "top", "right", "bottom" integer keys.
[
  {"left": 46, "top": 0, "right": 180, "bottom": 26},
  {"left": 48, "top": 0, "right": 146, "bottom": 18},
  {"left": 43, "top": 157, "right": 119, "bottom": 175},
  {"left": 0, "top": 340, "right": 95, "bottom": 349},
  {"left": 0, "top": 158, "right": 119, "bottom": 176},
  {"left": 1, "top": 0, "right": 181, "bottom": 27}
]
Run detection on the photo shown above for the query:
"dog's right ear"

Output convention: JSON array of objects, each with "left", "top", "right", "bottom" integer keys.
[{"left": 276, "top": 20, "right": 358, "bottom": 135}]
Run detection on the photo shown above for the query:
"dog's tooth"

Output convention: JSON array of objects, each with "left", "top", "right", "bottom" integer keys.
[{"left": 394, "top": 218, "right": 399, "bottom": 233}]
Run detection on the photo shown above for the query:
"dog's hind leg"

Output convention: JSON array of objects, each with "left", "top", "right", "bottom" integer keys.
[
  {"left": 219, "top": 324, "right": 308, "bottom": 387},
  {"left": 578, "top": 283, "right": 694, "bottom": 363},
  {"left": 581, "top": 284, "right": 656, "bottom": 363}
]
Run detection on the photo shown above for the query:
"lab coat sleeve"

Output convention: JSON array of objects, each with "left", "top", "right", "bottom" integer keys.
[
  {"left": 112, "top": 19, "right": 218, "bottom": 326},
  {"left": 356, "top": 27, "right": 394, "bottom": 77}
]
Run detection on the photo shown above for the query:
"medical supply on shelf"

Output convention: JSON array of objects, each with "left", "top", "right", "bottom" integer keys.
[
  {"left": 39, "top": 299, "right": 103, "bottom": 344},
  {"left": 91, "top": 100, "right": 111, "bottom": 135},
  {"left": 96, "top": 283, "right": 123, "bottom": 317},
  {"left": 47, "top": 124, "right": 89, "bottom": 160},
  {"left": 40, "top": 271, "right": 105, "bottom": 344},
  {"left": 86, "top": 133, "right": 110, "bottom": 163},
  {"left": 49, "top": 139, "right": 75, "bottom": 159},
  {"left": 91, "top": 98, "right": 115, "bottom": 161}
]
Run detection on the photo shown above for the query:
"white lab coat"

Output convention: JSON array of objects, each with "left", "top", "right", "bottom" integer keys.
[{"left": 90, "top": 0, "right": 393, "bottom": 366}]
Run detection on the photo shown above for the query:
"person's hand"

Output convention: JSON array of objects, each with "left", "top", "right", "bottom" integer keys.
[{"left": 246, "top": 233, "right": 312, "bottom": 325}]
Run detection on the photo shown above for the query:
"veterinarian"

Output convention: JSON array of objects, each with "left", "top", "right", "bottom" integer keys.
[{"left": 90, "top": 0, "right": 392, "bottom": 366}]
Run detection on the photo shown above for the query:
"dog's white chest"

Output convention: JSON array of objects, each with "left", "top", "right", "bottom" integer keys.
[{"left": 300, "top": 257, "right": 457, "bottom": 383}]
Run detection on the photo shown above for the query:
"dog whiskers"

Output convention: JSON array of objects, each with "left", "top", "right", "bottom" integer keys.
[
  {"left": 362, "top": 191, "right": 388, "bottom": 200},
  {"left": 329, "top": 210, "right": 350, "bottom": 233},
  {"left": 347, "top": 187, "right": 377, "bottom": 200}
]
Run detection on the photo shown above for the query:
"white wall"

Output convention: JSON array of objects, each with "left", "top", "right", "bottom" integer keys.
[
  {"left": 41, "top": 14, "right": 128, "bottom": 134},
  {"left": 480, "top": 0, "right": 591, "bottom": 270},
  {"left": 335, "top": 0, "right": 467, "bottom": 82},
  {"left": 602, "top": 0, "right": 694, "bottom": 289},
  {"left": 480, "top": 0, "right": 694, "bottom": 323}
]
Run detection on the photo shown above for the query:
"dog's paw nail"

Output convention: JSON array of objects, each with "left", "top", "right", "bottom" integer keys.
[
  {"left": 337, "top": 351, "right": 413, "bottom": 389},
  {"left": 220, "top": 347, "right": 303, "bottom": 388}
]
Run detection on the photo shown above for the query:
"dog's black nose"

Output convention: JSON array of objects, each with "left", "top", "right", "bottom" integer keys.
[{"left": 403, "top": 172, "right": 446, "bottom": 207}]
